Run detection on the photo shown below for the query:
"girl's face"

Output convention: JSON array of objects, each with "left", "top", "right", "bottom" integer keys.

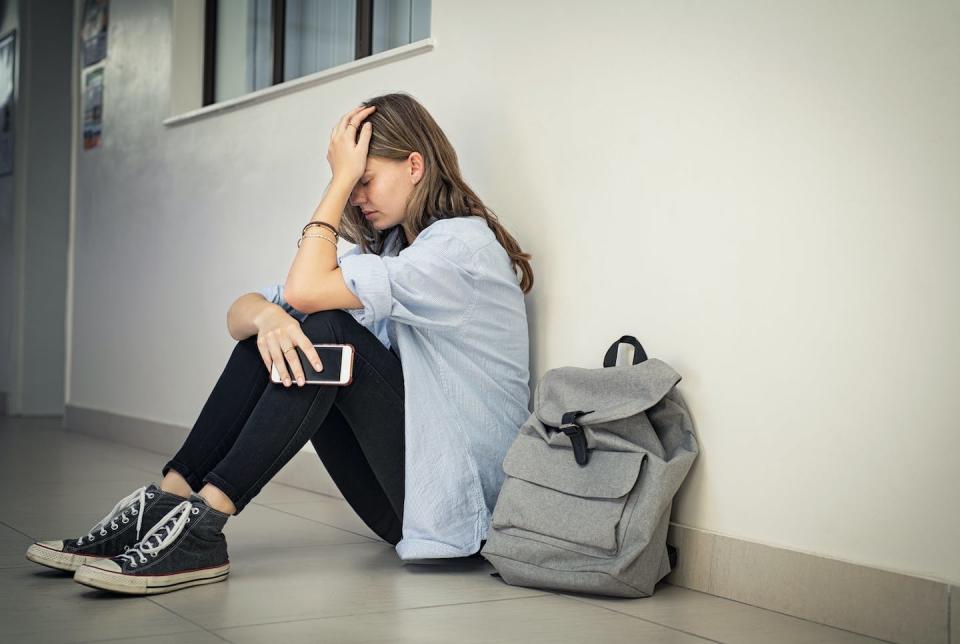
[{"left": 349, "top": 153, "right": 424, "bottom": 236}]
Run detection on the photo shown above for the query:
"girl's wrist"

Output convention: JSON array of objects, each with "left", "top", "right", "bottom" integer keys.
[
  {"left": 252, "top": 300, "right": 282, "bottom": 330},
  {"left": 330, "top": 175, "right": 357, "bottom": 193}
]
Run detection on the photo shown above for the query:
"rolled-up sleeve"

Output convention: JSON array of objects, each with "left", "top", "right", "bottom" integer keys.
[
  {"left": 338, "top": 234, "right": 477, "bottom": 330},
  {"left": 256, "top": 283, "right": 309, "bottom": 323}
]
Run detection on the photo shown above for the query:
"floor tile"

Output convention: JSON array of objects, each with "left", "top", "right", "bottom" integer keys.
[
  {"left": 224, "top": 503, "right": 379, "bottom": 551},
  {"left": 256, "top": 495, "right": 382, "bottom": 541},
  {"left": 215, "top": 593, "right": 712, "bottom": 643},
  {"left": 557, "top": 584, "right": 888, "bottom": 643},
  {"left": 151, "top": 541, "right": 546, "bottom": 630},
  {"left": 0, "top": 521, "right": 33, "bottom": 568},
  {"left": 0, "top": 425, "right": 161, "bottom": 485},
  {"left": 250, "top": 481, "right": 334, "bottom": 505},
  {"left": 0, "top": 565, "right": 201, "bottom": 643},
  {"left": 80, "top": 631, "right": 226, "bottom": 644}
]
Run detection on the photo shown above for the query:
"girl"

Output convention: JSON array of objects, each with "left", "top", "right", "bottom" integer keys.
[{"left": 25, "top": 93, "right": 534, "bottom": 595}]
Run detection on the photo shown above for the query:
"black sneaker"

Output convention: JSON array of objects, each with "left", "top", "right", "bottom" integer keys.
[
  {"left": 73, "top": 493, "right": 230, "bottom": 595},
  {"left": 25, "top": 484, "right": 186, "bottom": 572}
]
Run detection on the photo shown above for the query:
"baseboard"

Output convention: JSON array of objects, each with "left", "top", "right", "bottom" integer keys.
[
  {"left": 665, "top": 524, "right": 955, "bottom": 644},
  {"left": 63, "top": 403, "right": 345, "bottom": 499},
  {"left": 63, "top": 403, "right": 956, "bottom": 644}
]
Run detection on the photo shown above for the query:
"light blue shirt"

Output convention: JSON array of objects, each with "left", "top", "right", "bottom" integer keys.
[{"left": 259, "top": 215, "right": 531, "bottom": 560}]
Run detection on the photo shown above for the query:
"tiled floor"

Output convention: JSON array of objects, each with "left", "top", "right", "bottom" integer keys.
[{"left": 0, "top": 417, "right": 889, "bottom": 644}]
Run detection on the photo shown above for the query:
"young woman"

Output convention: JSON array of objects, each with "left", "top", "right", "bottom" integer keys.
[{"left": 25, "top": 93, "right": 534, "bottom": 595}]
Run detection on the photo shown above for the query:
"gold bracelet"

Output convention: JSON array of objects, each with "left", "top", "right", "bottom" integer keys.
[
  {"left": 298, "top": 232, "right": 338, "bottom": 248},
  {"left": 302, "top": 221, "right": 339, "bottom": 239}
]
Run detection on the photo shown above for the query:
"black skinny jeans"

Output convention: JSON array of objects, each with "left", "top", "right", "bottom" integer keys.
[{"left": 162, "top": 309, "right": 406, "bottom": 545}]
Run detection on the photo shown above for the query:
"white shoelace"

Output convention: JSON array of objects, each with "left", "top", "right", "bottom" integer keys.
[
  {"left": 117, "top": 500, "right": 199, "bottom": 567},
  {"left": 76, "top": 486, "right": 154, "bottom": 546}
]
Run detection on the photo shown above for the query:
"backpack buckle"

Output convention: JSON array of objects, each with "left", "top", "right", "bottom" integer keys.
[{"left": 560, "top": 410, "right": 594, "bottom": 466}]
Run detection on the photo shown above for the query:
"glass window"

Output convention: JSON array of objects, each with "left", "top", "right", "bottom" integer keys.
[
  {"left": 372, "top": 0, "right": 430, "bottom": 55},
  {"left": 205, "top": 0, "right": 432, "bottom": 107},
  {"left": 284, "top": 0, "right": 356, "bottom": 82},
  {"left": 213, "top": 0, "right": 274, "bottom": 103}
]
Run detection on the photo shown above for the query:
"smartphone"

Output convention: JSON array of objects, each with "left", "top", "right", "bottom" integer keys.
[{"left": 271, "top": 343, "right": 355, "bottom": 386}]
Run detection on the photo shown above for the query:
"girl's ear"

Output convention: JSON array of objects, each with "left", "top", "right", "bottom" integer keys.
[{"left": 408, "top": 152, "right": 425, "bottom": 185}]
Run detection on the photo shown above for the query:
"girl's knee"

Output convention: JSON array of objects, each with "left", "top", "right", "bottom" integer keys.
[{"left": 300, "top": 309, "right": 357, "bottom": 339}]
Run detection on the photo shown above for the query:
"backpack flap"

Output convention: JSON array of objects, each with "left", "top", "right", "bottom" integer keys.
[
  {"left": 495, "top": 432, "right": 648, "bottom": 554},
  {"left": 535, "top": 358, "right": 682, "bottom": 429},
  {"left": 502, "top": 433, "right": 646, "bottom": 498}
]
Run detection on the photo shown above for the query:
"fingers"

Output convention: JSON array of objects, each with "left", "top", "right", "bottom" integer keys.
[
  {"left": 265, "top": 334, "right": 305, "bottom": 387},
  {"left": 334, "top": 105, "right": 376, "bottom": 137},
  {"left": 342, "top": 105, "right": 376, "bottom": 129},
  {"left": 256, "top": 336, "right": 273, "bottom": 374},
  {"left": 264, "top": 334, "right": 290, "bottom": 385},
  {"left": 293, "top": 330, "right": 324, "bottom": 373},
  {"left": 353, "top": 105, "right": 376, "bottom": 130},
  {"left": 258, "top": 326, "right": 325, "bottom": 389},
  {"left": 357, "top": 122, "right": 373, "bottom": 149},
  {"left": 284, "top": 342, "right": 307, "bottom": 386}
]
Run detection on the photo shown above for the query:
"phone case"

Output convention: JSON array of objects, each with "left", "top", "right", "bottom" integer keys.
[{"left": 271, "top": 343, "right": 354, "bottom": 386}]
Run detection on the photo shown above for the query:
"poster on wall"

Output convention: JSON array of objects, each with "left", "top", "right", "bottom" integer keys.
[
  {"left": 82, "top": 67, "right": 103, "bottom": 150},
  {"left": 0, "top": 31, "right": 15, "bottom": 176},
  {"left": 81, "top": 0, "right": 109, "bottom": 67}
]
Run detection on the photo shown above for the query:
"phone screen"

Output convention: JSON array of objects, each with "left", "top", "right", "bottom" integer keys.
[{"left": 273, "top": 345, "right": 347, "bottom": 383}]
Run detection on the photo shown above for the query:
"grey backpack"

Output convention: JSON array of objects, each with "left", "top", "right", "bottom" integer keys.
[{"left": 480, "top": 335, "right": 699, "bottom": 598}]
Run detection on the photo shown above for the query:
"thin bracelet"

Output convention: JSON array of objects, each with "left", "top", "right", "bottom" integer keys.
[
  {"left": 298, "top": 232, "right": 338, "bottom": 248},
  {"left": 302, "top": 221, "right": 339, "bottom": 239},
  {"left": 302, "top": 221, "right": 339, "bottom": 237}
]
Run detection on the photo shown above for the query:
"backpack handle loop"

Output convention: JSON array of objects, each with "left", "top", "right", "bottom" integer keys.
[{"left": 603, "top": 335, "right": 648, "bottom": 368}]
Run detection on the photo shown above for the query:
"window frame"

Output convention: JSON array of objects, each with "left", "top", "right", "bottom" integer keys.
[{"left": 202, "top": 0, "right": 375, "bottom": 107}]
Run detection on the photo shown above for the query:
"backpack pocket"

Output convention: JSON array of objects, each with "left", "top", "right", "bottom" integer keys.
[{"left": 492, "top": 433, "right": 646, "bottom": 556}]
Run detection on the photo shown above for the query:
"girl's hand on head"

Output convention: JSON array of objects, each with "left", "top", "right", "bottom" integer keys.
[{"left": 327, "top": 104, "right": 376, "bottom": 187}]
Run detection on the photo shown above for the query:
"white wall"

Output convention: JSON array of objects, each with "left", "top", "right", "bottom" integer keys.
[{"left": 68, "top": 0, "right": 960, "bottom": 585}]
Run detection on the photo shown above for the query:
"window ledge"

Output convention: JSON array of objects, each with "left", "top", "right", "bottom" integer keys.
[{"left": 163, "top": 37, "right": 436, "bottom": 127}]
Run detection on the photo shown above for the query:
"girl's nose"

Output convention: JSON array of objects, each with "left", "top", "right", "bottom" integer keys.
[{"left": 349, "top": 186, "right": 364, "bottom": 206}]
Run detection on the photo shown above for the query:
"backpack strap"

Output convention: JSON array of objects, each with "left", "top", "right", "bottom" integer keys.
[
  {"left": 603, "top": 335, "right": 649, "bottom": 368},
  {"left": 560, "top": 410, "right": 595, "bottom": 466}
]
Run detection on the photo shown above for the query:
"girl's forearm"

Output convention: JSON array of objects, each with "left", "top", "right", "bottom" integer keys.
[{"left": 285, "top": 178, "right": 353, "bottom": 294}]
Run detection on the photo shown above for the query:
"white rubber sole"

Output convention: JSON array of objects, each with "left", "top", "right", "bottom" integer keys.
[
  {"left": 25, "top": 542, "right": 106, "bottom": 572},
  {"left": 73, "top": 561, "right": 230, "bottom": 595}
]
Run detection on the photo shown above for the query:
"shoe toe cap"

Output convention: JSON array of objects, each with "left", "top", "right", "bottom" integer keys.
[
  {"left": 33, "top": 540, "right": 66, "bottom": 552},
  {"left": 84, "top": 559, "right": 122, "bottom": 573}
]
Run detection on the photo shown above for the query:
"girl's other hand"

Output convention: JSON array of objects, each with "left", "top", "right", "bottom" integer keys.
[{"left": 253, "top": 304, "right": 324, "bottom": 387}]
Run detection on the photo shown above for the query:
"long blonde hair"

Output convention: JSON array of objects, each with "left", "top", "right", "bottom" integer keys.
[{"left": 337, "top": 92, "right": 534, "bottom": 294}]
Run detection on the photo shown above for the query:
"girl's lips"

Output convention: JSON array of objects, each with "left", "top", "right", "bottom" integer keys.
[{"left": 364, "top": 211, "right": 378, "bottom": 219}]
